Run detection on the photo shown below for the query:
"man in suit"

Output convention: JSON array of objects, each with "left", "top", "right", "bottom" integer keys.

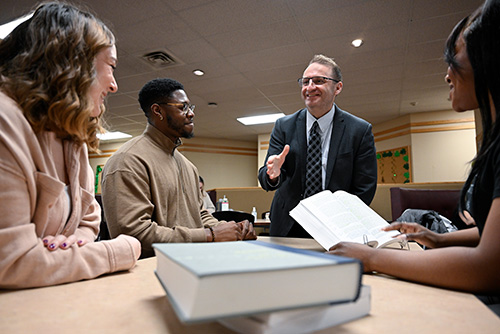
[{"left": 258, "top": 54, "right": 377, "bottom": 237}]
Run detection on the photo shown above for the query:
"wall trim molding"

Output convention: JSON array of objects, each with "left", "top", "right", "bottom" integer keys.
[
  {"left": 374, "top": 118, "right": 475, "bottom": 142},
  {"left": 90, "top": 142, "right": 258, "bottom": 158}
]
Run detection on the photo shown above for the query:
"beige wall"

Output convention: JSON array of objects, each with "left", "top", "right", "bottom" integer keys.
[
  {"left": 372, "top": 114, "right": 412, "bottom": 152},
  {"left": 89, "top": 136, "right": 258, "bottom": 193},
  {"left": 180, "top": 137, "right": 258, "bottom": 189},
  {"left": 258, "top": 133, "right": 271, "bottom": 170},
  {"left": 211, "top": 187, "right": 275, "bottom": 217},
  {"left": 373, "top": 109, "right": 476, "bottom": 183},
  {"left": 257, "top": 134, "right": 271, "bottom": 186},
  {"left": 90, "top": 109, "right": 477, "bottom": 195},
  {"left": 411, "top": 130, "right": 474, "bottom": 182}
]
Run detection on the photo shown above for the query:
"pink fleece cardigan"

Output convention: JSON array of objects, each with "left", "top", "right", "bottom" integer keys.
[{"left": 0, "top": 91, "right": 138, "bottom": 289}]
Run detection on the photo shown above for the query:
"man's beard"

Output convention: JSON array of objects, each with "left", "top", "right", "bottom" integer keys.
[
  {"left": 166, "top": 114, "right": 194, "bottom": 139},
  {"left": 183, "top": 130, "right": 194, "bottom": 139}
]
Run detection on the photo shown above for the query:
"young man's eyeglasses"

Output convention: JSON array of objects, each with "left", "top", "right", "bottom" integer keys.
[
  {"left": 297, "top": 76, "right": 340, "bottom": 87},
  {"left": 157, "top": 102, "right": 196, "bottom": 115}
]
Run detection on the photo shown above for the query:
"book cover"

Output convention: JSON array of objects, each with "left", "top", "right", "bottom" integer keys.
[
  {"left": 290, "top": 190, "right": 403, "bottom": 250},
  {"left": 153, "top": 240, "right": 362, "bottom": 323},
  {"left": 219, "top": 285, "right": 371, "bottom": 334}
]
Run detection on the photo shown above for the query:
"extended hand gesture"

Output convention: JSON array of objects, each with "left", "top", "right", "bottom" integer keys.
[{"left": 266, "top": 144, "right": 290, "bottom": 181}]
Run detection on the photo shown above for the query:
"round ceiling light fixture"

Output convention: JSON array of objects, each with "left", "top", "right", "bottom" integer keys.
[{"left": 351, "top": 39, "right": 364, "bottom": 48}]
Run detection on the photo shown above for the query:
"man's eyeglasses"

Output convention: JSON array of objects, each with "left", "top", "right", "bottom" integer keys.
[
  {"left": 157, "top": 102, "right": 196, "bottom": 115},
  {"left": 298, "top": 76, "right": 340, "bottom": 87}
]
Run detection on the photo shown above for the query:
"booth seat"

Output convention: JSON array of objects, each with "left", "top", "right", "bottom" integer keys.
[
  {"left": 191, "top": 183, "right": 465, "bottom": 224},
  {"left": 390, "top": 187, "right": 461, "bottom": 221}
]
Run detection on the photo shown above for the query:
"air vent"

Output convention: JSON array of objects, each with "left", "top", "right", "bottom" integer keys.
[{"left": 141, "top": 50, "right": 177, "bottom": 68}]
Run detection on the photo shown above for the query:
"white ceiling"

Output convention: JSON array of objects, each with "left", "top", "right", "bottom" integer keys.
[{"left": 1, "top": 0, "right": 483, "bottom": 142}]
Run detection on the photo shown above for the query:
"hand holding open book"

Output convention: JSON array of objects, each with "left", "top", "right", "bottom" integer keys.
[{"left": 290, "top": 190, "right": 406, "bottom": 250}]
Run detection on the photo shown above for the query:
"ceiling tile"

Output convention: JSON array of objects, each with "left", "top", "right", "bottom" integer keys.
[
  {"left": 206, "top": 19, "right": 305, "bottom": 57},
  {"left": 177, "top": 0, "right": 293, "bottom": 37},
  {"left": 0, "top": 0, "right": 478, "bottom": 142}
]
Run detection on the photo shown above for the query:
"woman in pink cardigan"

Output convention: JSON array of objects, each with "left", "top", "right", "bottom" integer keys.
[{"left": 0, "top": 2, "right": 140, "bottom": 288}]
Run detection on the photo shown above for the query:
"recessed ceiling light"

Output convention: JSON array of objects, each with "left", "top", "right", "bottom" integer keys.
[
  {"left": 193, "top": 69, "right": 204, "bottom": 76},
  {"left": 237, "top": 113, "right": 285, "bottom": 125},
  {"left": 351, "top": 39, "right": 363, "bottom": 48},
  {"left": 97, "top": 131, "right": 132, "bottom": 141},
  {"left": 0, "top": 13, "right": 33, "bottom": 39}
]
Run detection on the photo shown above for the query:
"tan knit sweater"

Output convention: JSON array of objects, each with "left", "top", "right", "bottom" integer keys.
[{"left": 102, "top": 123, "right": 220, "bottom": 258}]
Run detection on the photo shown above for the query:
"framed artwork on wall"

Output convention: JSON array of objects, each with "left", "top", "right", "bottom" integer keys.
[{"left": 377, "top": 146, "right": 411, "bottom": 184}]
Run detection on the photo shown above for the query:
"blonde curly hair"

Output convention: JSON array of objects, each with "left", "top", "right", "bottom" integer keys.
[{"left": 0, "top": 2, "right": 115, "bottom": 152}]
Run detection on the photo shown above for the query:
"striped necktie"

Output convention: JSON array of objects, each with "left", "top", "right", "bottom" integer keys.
[{"left": 304, "top": 121, "right": 322, "bottom": 198}]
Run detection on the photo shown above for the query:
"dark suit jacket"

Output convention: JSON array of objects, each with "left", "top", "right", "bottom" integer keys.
[{"left": 258, "top": 106, "right": 377, "bottom": 237}]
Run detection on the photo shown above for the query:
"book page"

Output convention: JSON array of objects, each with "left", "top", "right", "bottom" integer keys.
[
  {"left": 289, "top": 203, "right": 341, "bottom": 249},
  {"left": 291, "top": 190, "right": 399, "bottom": 248}
]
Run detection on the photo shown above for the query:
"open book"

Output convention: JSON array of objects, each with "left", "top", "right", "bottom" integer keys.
[{"left": 290, "top": 190, "right": 403, "bottom": 250}]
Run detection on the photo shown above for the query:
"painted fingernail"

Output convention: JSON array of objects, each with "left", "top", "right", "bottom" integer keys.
[
  {"left": 78, "top": 240, "right": 83, "bottom": 245},
  {"left": 43, "top": 239, "right": 49, "bottom": 244},
  {"left": 49, "top": 243, "right": 56, "bottom": 249},
  {"left": 61, "top": 243, "right": 68, "bottom": 248}
]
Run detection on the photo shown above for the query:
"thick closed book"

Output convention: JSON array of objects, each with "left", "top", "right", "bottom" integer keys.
[
  {"left": 153, "top": 240, "right": 362, "bottom": 323},
  {"left": 290, "top": 190, "right": 404, "bottom": 250},
  {"left": 219, "top": 285, "right": 371, "bottom": 334}
]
